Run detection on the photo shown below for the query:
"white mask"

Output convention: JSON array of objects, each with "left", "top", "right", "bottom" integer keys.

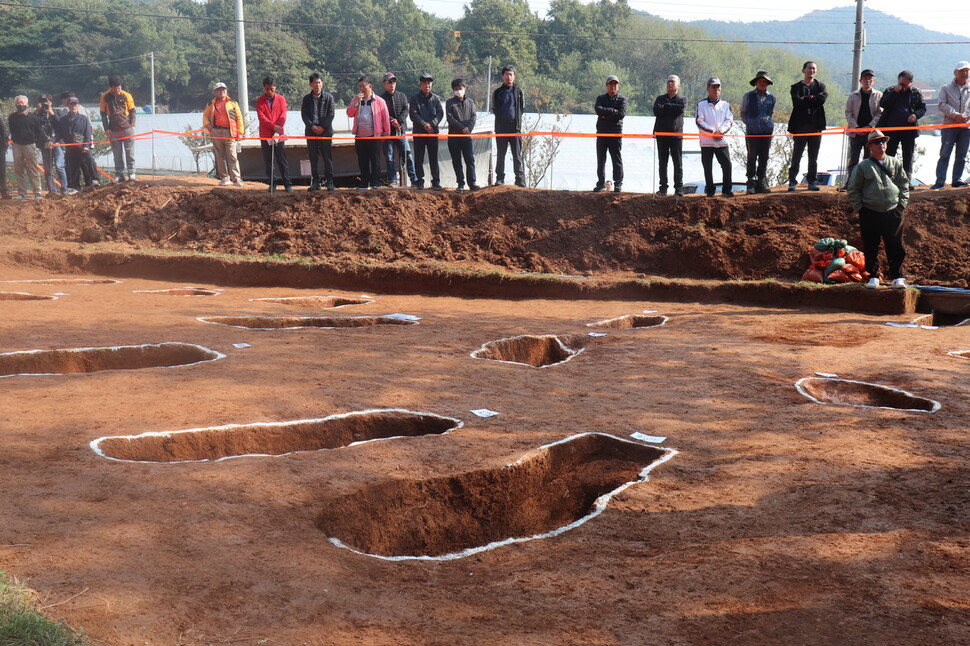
[{"left": 453, "top": 89, "right": 465, "bottom": 98}]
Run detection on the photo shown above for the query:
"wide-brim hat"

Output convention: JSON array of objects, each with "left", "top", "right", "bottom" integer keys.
[
  {"left": 867, "top": 129, "right": 889, "bottom": 144},
  {"left": 749, "top": 71, "right": 772, "bottom": 86}
]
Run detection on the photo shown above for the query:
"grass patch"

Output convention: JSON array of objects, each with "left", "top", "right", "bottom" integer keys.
[{"left": 0, "top": 572, "right": 87, "bottom": 645}]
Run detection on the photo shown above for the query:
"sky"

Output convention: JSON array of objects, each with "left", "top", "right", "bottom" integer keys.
[{"left": 417, "top": 0, "right": 970, "bottom": 39}]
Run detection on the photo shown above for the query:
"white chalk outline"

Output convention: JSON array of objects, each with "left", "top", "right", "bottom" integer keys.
[
  {"left": 0, "top": 278, "right": 122, "bottom": 285},
  {"left": 794, "top": 377, "right": 941, "bottom": 413},
  {"left": 327, "top": 432, "right": 678, "bottom": 561},
  {"left": 586, "top": 314, "right": 670, "bottom": 329},
  {"left": 89, "top": 409, "right": 464, "bottom": 464},
  {"left": 248, "top": 295, "right": 374, "bottom": 308},
  {"left": 0, "top": 291, "right": 58, "bottom": 301},
  {"left": 133, "top": 288, "right": 220, "bottom": 296},
  {"left": 946, "top": 350, "right": 970, "bottom": 360},
  {"left": 196, "top": 315, "right": 419, "bottom": 330},
  {"left": 469, "top": 334, "right": 586, "bottom": 368},
  {"left": 0, "top": 342, "right": 226, "bottom": 379}
]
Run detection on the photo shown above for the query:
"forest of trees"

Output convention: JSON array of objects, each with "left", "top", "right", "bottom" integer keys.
[{"left": 0, "top": 0, "right": 849, "bottom": 123}]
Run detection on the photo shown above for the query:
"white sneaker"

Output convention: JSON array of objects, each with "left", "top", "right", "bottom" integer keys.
[
  {"left": 128, "top": 174, "right": 137, "bottom": 182},
  {"left": 865, "top": 277, "right": 879, "bottom": 289},
  {"left": 233, "top": 180, "right": 244, "bottom": 186},
  {"left": 64, "top": 188, "right": 78, "bottom": 196},
  {"left": 891, "top": 278, "right": 907, "bottom": 289},
  {"left": 219, "top": 179, "right": 232, "bottom": 186}
]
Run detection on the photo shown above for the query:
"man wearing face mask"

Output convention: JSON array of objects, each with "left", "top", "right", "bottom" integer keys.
[
  {"left": 445, "top": 78, "right": 479, "bottom": 193},
  {"left": 8, "top": 95, "right": 44, "bottom": 200}
]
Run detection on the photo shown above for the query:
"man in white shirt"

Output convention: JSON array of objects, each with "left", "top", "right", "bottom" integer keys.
[{"left": 695, "top": 77, "right": 734, "bottom": 197}]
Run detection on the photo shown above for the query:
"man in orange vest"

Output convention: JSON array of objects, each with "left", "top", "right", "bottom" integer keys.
[{"left": 203, "top": 82, "right": 245, "bottom": 186}]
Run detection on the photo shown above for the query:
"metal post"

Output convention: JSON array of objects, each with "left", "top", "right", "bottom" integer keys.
[
  {"left": 235, "top": 0, "right": 250, "bottom": 120},
  {"left": 485, "top": 55, "right": 492, "bottom": 113},
  {"left": 150, "top": 51, "right": 156, "bottom": 174},
  {"left": 851, "top": 0, "right": 865, "bottom": 92}
]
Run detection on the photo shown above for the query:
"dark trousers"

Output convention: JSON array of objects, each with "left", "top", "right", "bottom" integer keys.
[
  {"left": 846, "top": 134, "right": 871, "bottom": 180},
  {"left": 656, "top": 135, "right": 682, "bottom": 190},
  {"left": 789, "top": 134, "right": 821, "bottom": 184},
  {"left": 0, "top": 144, "right": 7, "bottom": 196},
  {"left": 860, "top": 206, "right": 906, "bottom": 279},
  {"left": 745, "top": 135, "right": 771, "bottom": 182},
  {"left": 885, "top": 134, "right": 915, "bottom": 178},
  {"left": 260, "top": 140, "right": 290, "bottom": 186},
  {"left": 307, "top": 136, "right": 333, "bottom": 184},
  {"left": 596, "top": 136, "right": 623, "bottom": 187},
  {"left": 935, "top": 126, "right": 970, "bottom": 185},
  {"left": 413, "top": 135, "right": 440, "bottom": 187},
  {"left": 448, "top": 137, "right": 477, "bottom": 188},
  {"left": 385, "top": 136, "right": 417, "bottom": 184},
  {"left": 495, "top": 118, "right": 523, "bottom": 183},
  {"left": 64, "top": 147, "right": 97, "bottom": 189},
  {"left": 354, "top": 138, "right": 383, "bottom": 187},
  {"left": 701, "top": 146, "right": 732, "bottom": 194}
]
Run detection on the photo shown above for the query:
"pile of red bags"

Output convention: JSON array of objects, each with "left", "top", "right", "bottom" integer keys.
[{"left": 801, "top": 238, "right": 869, "bottom": 284}]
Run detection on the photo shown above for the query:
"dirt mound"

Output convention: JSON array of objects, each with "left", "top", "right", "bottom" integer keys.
[{"left": 2, "top": 177, "right": 968, "bottom": 286}]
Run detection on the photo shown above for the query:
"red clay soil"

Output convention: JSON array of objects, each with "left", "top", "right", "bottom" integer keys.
[
  {"left": 1, "top": 176, "right": 969, "bottom": 286},
  {"left": 0, "top": 179, "right": 968, "bottom": 645}
]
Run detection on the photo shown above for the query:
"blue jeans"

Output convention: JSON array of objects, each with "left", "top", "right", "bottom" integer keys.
[
  {"left": 384, "top": 136, "right": 416, "bottom": 184},
  {"left": 935, "top": 125, "right": 970, "bottom": 185}
]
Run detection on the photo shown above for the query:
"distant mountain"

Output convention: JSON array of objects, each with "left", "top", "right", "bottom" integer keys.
[{"left": 652, "top": 8, "right": 969, "bottom": 91}]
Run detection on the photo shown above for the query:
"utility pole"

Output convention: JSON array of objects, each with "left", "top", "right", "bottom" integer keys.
[
  {"left": 235, "top": 0, "right": 249, "bottom": 119},
  {"left": 851, "top": 0, "right": 865, "bottom": 91},
  {"left": 150, "top": 51, "right": 157, "bottom": 174},
  {"left": 485, "top": 55, "right": 492, "bottom": 113}
]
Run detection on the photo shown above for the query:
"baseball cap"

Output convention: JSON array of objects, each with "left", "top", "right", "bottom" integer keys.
[
  {"left": 956, "top": 61, "right": 970, "bottom": 71},
  {"left": 606, "top": 75, "right": 619, "bottom": 84},
  {"left": 213, "top": 82, "right": 227, "bottom": 90},
  {"left": 419, "top": 73, "right": 433, "bottom": 82},
  {"left": 707, "top": 77, "right": 721, "bottom": 86},
  {"left": 860, "top": 69, "right": 875, "bottom": 78},
  {"left": 382, "top": 72, "right": 397, "bottom": 83},
  {"left": 66, "top": 96, "right": 79, "bottom": 104}
]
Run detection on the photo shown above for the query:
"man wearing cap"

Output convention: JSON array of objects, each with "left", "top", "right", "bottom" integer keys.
[
  {"left": 301, "top": 73, "right": 336, "bottom": 191},
  {"left": 844, "top": 69, "right": 883, "bottom": 182},
  {"left": 380, "top": 72, "right": 417, "bottom": 187},
  {"left": 653, "top": 75, "right": 687, "bottom": 196},
  {"left": 256, "top": 76, "right": 292, "bottom": 193},
  {"left": 787, "top": 61, "right": 827, "bottom": 191},
  {"left": 445, "top": 78, "right": 479, "bottom": 193},
  {"left": 877, "top": 71, "right": 925, "bottom": 185},
  {"left": 203, "top": 82, "right": 245, "bottom": 187},
  {"left": 409, "top": 73, "right": 444, "bottom": 190},
  {"left": 593, "top": 75, "right": 626, "bottom": 193},
  {"left": 56, "top": 96, "right": 96, "bottom": 195},
  {"left": 491, "top": 65, "right": 526, "bottom": 187},
  {"left": 932, "top": 61, "right": 970, "bottom": 189},
  {"left": 695, "top": 78, "right": 734, "bottom": 197},
  {"left": 99, "top": 75, "right": 137, "bottom": 182},
  {"left": 740, "top": 71, "right": 775, "bottom": 193},
  {"left": 846, "top": 129, "right": 910, "bottom": 289}
]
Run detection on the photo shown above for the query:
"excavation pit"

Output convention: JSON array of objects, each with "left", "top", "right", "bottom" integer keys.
[
  {"left": 91, "top": 409, "right": 462, "bottom": 463},
  {"left": 134, "top": 288, "right": 220, "bottom": 296},
  {"left": 587, "top": 314, "right": 669, "bottom": 329},
  {"left": 795, "top": 377, "right": 940, "bottom": 412},
  {"left": 249, "top": 296, "right": 373, "bottom": 308},
  {"left": 0, "top": 343, "right": 224, "bottom": 378},
  {"left": 318, "top": 433, "right": 673, "bottom": 560},
  {"left": 911, "top": 313, "right": 970, "bottom": 327},
  {"left": 947, "top": 350, "right": 970, "bottom": 360},
  {"left": 0, "top": 291, "right": 56, "bottom": 301},
  {"left": 197, "top": 315, "right": 417, "bottom": 330},
  {"left": 471, "top": 334, "right": 587, "bottom": 367},
  {"left": 1, "top": 278, "right": 120, "bottom": 285}
]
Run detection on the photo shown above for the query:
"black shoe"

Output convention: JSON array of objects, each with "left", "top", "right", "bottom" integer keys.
[
  {"left": 807, "top": 182, "right": 820, "bottom": 192},
  {"left": 593, "top": 184, "right": 605, "bottom": 193},
  {"left": 494, "top": 178, "right": 504, "bottom": 185},
  {"left": 613, "top": 186, "right": 622, "bottom": 193},
  {"left": 468, "top": 184, "right": 481, "bottom": 192},
  {"left": 907, "top": 184, "right": 914, "bottom": 191},
  {"left": 268, "top": 185, "right": 276, "bottom": 193},
  {"left": 431, "top": 183, "right": 443, "bottom": 190},
  {"left": 284, "top": 184, "right": 293, "bottom": 193},
  {"left": 415, "top": 183, "right": 424, "bottom": 190},
  {"left": 514, "top": 179, "right": 526, "bottom": 188},
  {"left": 673, "top": 188, "right": 684, "bottom": 197},
  {"left": 455, "top": 186, "right": 465, "bottom": 194},
  {"left": 723, "top": 191, "right": 735, "bottom": 197},
  {"left": 308, "top": 181, "right": 320, "bottom": 192},
  {"left": 326, "top": 181, "right": 335, "bottom": 191},
  {"left": 952, "top": 180, "right": 968, "bottom": 188},
  {"left": 657, "top": 186, "right": 667, "bottom": 196},
  {"left": 746, "top": 181, "right": 756, "bottom": 193},
  {"left": 787, "top": 182, "right": 797, "bottom": 192},
  {"left": 705, "top": 192, "right": 715, "bottom": 198}
]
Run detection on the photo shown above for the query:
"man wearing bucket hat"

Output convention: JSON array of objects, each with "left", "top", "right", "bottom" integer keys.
[
  {"left": 844, "top": 69, "right": 883, "bottom": 182},
  {"left": 203, "top": 82, "right": 245, "bottom": 186},
  {"left": 593, "top": 75, "right": 626, "bottom": 193},
  {"left": 740, "top": 71, "right": 775, "bottom": 193},
  {"left": 931, "top": 61, "right": 970, "bottom": 189},
  {"left": 695, "top": 77, "right": 734, "bottom": 197},
  {"left": 845, "top": 129, "right": 910, "bottom": 289}
]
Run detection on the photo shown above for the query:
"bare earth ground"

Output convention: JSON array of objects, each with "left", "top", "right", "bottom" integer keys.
[{"left": 0, "top": 178, "right": 968, "bottom": 645}]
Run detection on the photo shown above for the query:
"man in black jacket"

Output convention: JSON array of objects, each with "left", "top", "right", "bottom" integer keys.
[
  {"left": 380, "top": 72, "right": 418, "bottom": 187},
  {"left": 301, "top": 73, "right": 336, "bottom": 191},
  {"left": 653, "top": 74, "right": 687, "bottom": 196},
  {"left": 8, "top": 95, "right": 44, "bottom": 200},
  {"left": 56, "top": 96, "right": 96, "bottom": 194},
  {"left": 445, "top": 78, "right": 479, "bottom": 193},
  {"left": 409, "top": 73, "right": 444, "bottom": 190},
  {"left": 0, "top": 112, "right": 9, "bottom": 199},
  {"left": 877, "top": 70, "right": 926, "bottom": 184},
  {"left": 491, "top": 65, "right": 526, "bottom": 187},
  {"left": 594, "top": 75, "right": 626, "bottom": 193},
  {"left": 788, "top": 61, "right": 827, "bottom": 191}
]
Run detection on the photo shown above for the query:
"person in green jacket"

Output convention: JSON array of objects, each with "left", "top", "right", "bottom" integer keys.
[{"left": 845, "top": 129, "right": 910, "bottom": 289}]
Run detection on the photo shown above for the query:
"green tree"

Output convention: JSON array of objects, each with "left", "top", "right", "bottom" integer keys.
[{"left": 456, "top": 0, "right": 539, "bottom": 78}]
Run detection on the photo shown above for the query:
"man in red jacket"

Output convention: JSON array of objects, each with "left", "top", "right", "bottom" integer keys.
[{"left": 256, "top": 76, "right": 292, "bottom": 193}]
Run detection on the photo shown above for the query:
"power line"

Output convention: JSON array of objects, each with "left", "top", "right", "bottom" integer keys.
[{"left": 0, "top": 54, "right": 149, "bottom": 70}]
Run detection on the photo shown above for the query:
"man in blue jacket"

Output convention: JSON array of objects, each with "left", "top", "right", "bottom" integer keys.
[
  {"left": 491, "top": 65, "right": 526, "bottom": 187},
  {"left": 593, "top": 75, "right": 626, "bottom": 193},
  {"left": 741, "top": 71, "right": 776, "bottom": 193}
]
